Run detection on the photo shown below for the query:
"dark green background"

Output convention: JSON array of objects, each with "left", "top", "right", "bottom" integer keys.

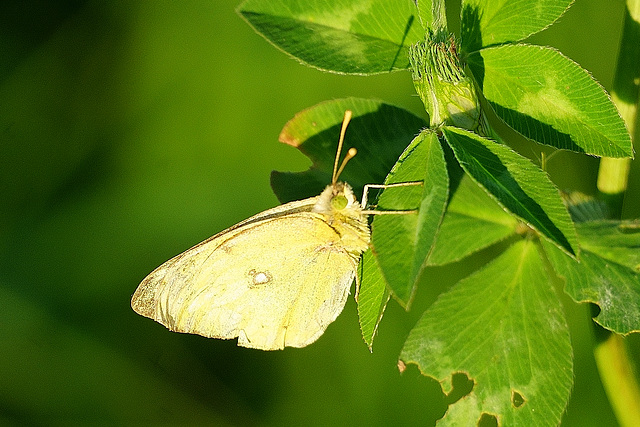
[{"left": 1, "top": 0, "right": 637, "bottom": 425}]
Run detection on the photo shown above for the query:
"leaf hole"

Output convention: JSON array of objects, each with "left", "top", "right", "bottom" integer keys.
[
  {"left": 477, "top": 412, "right": 498, "bottom": 427},
  {"left": 590, "top": 302, "right": 602, "bottom": 318},
  {"left": 511, "top": 390, "right": 526, "bottom": 408},
  {"left": 445, "top": 372, "right": 474, "bottom": 405}
]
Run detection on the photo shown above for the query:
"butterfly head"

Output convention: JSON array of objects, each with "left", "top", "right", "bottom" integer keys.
[
  {"left": 330, "top": 184, "right": 350, "bottom": 210},
  {"left": 313, "top": 181, "right": 361, "bottom": 216}
]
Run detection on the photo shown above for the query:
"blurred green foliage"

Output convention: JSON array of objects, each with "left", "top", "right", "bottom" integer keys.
[{"left": 0, "top": 0, "right": 637, "bottom": 424}]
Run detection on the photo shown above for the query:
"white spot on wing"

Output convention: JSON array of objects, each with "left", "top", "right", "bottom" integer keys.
[{"left": 248, "top": 269, "right": 272, "bottom": 286}]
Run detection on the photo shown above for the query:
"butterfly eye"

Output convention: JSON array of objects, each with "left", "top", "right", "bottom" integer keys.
[{"left": 330, "top": 194, "right": 348, "bottom": 210}]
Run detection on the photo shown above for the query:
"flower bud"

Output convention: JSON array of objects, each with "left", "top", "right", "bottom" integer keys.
[{"left": 409, "top": 36, "right": 481, "bottom": 131}]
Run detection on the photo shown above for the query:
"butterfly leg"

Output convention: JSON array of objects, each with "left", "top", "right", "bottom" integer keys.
[
  {"left": 354, "top": 264, "right": 361, "bottom": 302},
  {"left": 361, "top": 181, "right": 424, "bottom": 214}
]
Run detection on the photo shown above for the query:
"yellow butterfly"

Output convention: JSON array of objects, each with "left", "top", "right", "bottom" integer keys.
[{"left": 131, "top": 111, "right": 411, "bottom": 350}]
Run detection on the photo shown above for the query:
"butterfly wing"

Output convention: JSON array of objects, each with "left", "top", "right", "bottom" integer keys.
[{"left": 132, "top": 199, "right": 362, "bottom": 350}]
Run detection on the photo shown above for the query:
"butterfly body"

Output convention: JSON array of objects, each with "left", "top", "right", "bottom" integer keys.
[{"left": 131, "top": 181, "right": 370, "bottom": 350}]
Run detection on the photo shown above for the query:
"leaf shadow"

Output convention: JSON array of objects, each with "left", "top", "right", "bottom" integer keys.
[
  {"left": 271, "top": 104, "right": 427, "bottom": 203},
  {"left": 460, "top": 4, "right": 483, "bottom": 54},
  {"left": 444, "top": 128, "right": 575, "bottom": 255},
  {"left": 389, "top": 15, "right": 415, "bottom": 72},
  {"left": 484, "top": 101, "right": 586, "bottom": 154},
  {"left": 615, "top": 5, "right": 640, "bottom": 106}
]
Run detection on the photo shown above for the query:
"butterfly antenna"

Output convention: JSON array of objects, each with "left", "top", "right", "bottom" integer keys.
[
  {"left": 335, "top": 148, "right": 357, "bottom": 183},
  {"left": 332, "top": 110, "right": 356, "bottom": 185}
]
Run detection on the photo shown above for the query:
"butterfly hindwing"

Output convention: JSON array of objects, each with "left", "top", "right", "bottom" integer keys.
[{"left": 132, "top": 200, "right": 360, "bottom": 350}]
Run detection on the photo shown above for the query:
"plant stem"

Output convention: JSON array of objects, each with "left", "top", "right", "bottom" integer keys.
[
  {"left": 594, "top": 332, "right": 640, "bottom": 427},
  {"left": 596, "top": 0, "right": 640, "bottom": 215},
  {"left": 594, "top": 1, "right": 640, "bottom": 426}
]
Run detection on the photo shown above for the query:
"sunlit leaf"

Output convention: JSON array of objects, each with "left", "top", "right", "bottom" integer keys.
[
  {"left": 543, "top": 220, "right": 640, "bottom": 334},
  {"left": 428, "top": 174, "right": 518, "bottom": 265},
  {"left": 460, "top": 0, "right": 573, "bottom": 52},
  {"left": 237, "top": 0, "right": 424, "bottom": 74},
  {"left": 468, "top": 44, "right": 633, "bottom": 157},
  {"left": 370, "top": 130, "right": 449, "bottom": 307},
  {"left": 400, "top": 240, "right": 573, "bottom": 425},
  {"left": 357, "top": 250, "right": 391, "bottom": 350},
  {"left": 578, "top": 221, "right": 640, "bottom": 272}
]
